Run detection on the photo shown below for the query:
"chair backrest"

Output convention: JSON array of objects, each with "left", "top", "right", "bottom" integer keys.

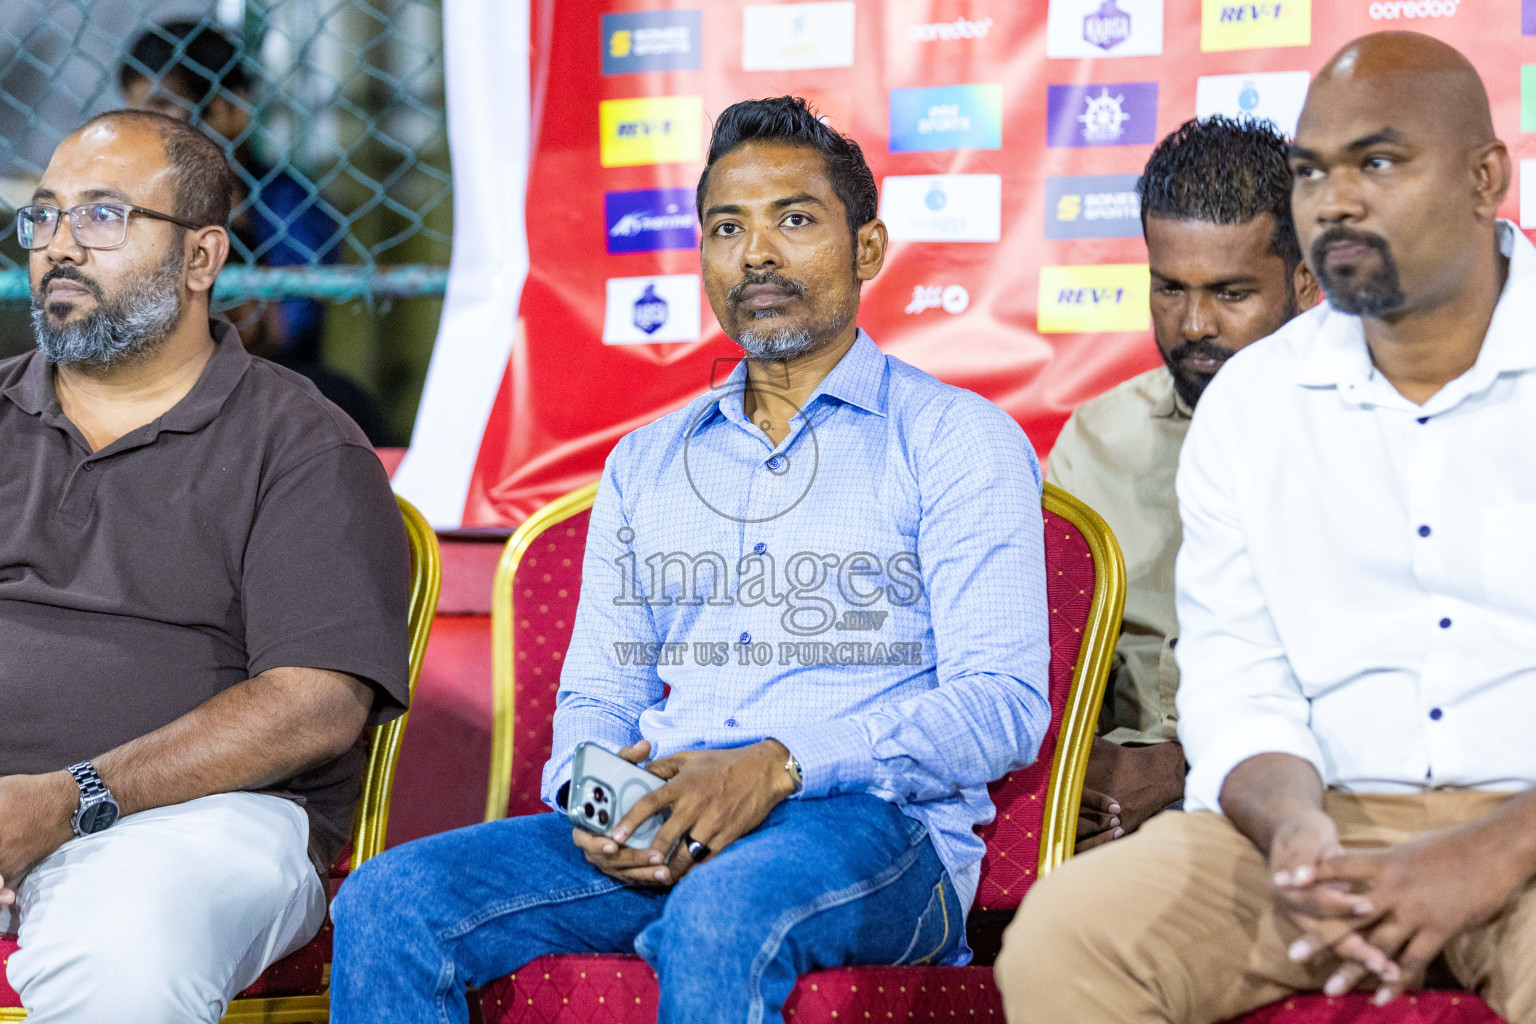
[
  {"left": 971, "top": 483, "right": 1124, "bottom": 911},
  {"left": 485, "top": 483, "right": 1126, "bottom": 903},
  {"left": 350, "top": 495, "right": 442, "bottom": 865},
  {"left": 486, "top": 483, "right": 598, "bottom": 820}
]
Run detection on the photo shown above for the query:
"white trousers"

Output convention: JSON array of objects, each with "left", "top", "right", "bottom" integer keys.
[{"left": 2, "top": 792, "right": 326, "bottom": 1024}]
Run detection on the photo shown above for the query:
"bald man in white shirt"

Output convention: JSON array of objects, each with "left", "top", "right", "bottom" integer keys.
[{"left": 997, "top": 31, "right": 1536, "bottom": 1024}]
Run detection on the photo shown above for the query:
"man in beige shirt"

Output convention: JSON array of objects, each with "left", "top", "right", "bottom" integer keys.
[{"left": 1048, "top": 115, "right": 1317, "bottom": 850}]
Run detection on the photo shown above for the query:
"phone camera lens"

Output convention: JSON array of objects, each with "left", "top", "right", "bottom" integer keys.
[
  {"left": 594, "top": 787, "right": 608, "bottom": 804},
  {"left": 598, "top": 809, "right": 610, "bottom": 826},
  {"left": 583, "top": 802, "right": 595, "bottom": 818}
]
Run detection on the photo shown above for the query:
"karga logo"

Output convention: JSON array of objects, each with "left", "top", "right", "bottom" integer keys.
[
  {"left": 904, "top": 284, "right": 970, "bottom": 315},
  {"left": 1369, "top": 0, "right": 1457, "bottom": 17},
  {"left": 907, "top": 15, "right": 993, "bottom": 41},
  {"left": 1078, "top": 89, "right": 1132, "bottom": 143},
  {"left": 633, "top": 284, "right": 669, "bottom": 335},
  {"left": 1084, "top": 1, "right": 1131, "bottom": 50}
]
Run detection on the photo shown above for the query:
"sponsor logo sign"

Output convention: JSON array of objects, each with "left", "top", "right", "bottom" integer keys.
[
  {"left": 1046, "top": 82, "right": 1158, "bottom": 148},
  {"left": 880, "top": 174, "right": 1002, "bottom": 242},
  {"left": 1046, "top": 0, "right": 1164, "bottom": 59},
  {"left": 1527, "top": 0, "right": 1536, "bottom": 34},
  {"left": 599, "top": 96, "right": 703, "bottom": 168},
  {"left": 1195, "top": 70, "right": 1310, "bottom": 137},
  {"left": 742, "top": 1, "right": 856, "bottom": 71},
  {"left": 889, "top": 84, "right": 1004, "bottom": 153},
  {"left": 604, "top": 189, "right": 697, "bottom": 254},
  {"left": 1044, "top": 174, "right": 1142, "bottom": 240},
  {"left": 1200, "top": 0, "right": 1310, "bottom": 52},
  {"left": 1522, "top": 161, "right": 1536, "bottom": 229},
  {"left": 907, "top": 14, "right": 995, "bottom": 41},
  {"left": 1368, "top": 0, "right": 1458, "bottom": 18},
  {"left": 1524, "top": 66, "right": 1536, "bottom": 134},
  {"left": 904, "top": 284, "right": 971, "bottom": 315},
  {"left": 600, "top": 10, "right": 702, "bottom": 75},
  {"left": 1038, "top": 264, "right": 1151, "bottom": 334},
  {"left": 603, "top": 275, "right": 702, "bottom": 345}
]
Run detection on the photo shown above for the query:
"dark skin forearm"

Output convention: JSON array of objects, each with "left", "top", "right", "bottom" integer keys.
[
  {"left": 1221, "top": 751, "right": 1326, "bottom": 855},
  {"left": 0, "top": 667, "right": 372, "bottom": 899},
  {"left": 93, "top": 666, "right": 374, "bottom": 815}
]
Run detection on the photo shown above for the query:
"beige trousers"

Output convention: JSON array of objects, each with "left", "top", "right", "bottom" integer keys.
[{"left": 996, "top": 792, "right": 1536, "bottom": 1024}]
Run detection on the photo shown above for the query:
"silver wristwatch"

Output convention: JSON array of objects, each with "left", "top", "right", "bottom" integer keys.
[{"left": 67, "top": 761, "right": 121, "bottom": 837}]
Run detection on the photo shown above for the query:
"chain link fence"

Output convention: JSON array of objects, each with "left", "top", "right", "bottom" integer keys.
[{"left": 0, "top": 0, "right": 452, "bottom": 441}]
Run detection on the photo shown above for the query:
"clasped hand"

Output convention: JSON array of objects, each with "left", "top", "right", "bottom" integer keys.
[
  {"left": 0, "top": 772, "right": 79, "bottom": 908},
  {"left": 571, "top": 739, "right": 797, "bottom": 888},
  {"left": 1270, "top": 809, "right": 1524, "bottom": 1005}
]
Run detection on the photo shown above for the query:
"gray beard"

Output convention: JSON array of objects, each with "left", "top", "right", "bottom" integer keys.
[
  {"left": 31, "top": 252, "right": 186, "bottom": 369},
  {"left": 736, "top": 325, "right": 818, "bottom": 362}
]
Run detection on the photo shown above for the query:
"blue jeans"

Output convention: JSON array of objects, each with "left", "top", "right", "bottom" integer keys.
[{"left": 330, "top": 795, "right": 962, "bottom": 1024}]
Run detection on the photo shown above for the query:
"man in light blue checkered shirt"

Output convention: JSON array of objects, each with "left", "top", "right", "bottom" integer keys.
[{"left": 332, "top": 96, "right": 1050, "bottom": 1024}]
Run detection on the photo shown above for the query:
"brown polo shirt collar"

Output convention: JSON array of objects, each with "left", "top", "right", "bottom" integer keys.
[{"left": 1, "top": 319, "right": 253, "bottom": 454}]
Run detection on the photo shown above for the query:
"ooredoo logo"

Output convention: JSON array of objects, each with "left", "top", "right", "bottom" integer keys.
[
  {"left": 1369, "top": 0, "right": 1457, "bottom": 17},
  {"left": 908, "top": 15, "right": 994, "bottom": 40}
]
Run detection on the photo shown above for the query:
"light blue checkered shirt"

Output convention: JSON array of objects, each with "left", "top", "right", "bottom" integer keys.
[{"left": 544, "top": 332, "right": 1051, "bottom": 953}]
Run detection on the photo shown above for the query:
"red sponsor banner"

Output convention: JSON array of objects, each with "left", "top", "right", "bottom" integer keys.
[{"left": 411, "top": 0, "right": 1536, "bottom": 529}]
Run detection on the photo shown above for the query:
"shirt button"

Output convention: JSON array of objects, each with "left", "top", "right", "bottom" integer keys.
[
  {"left": 753, "top": 542, "right": 766, "bottom": 554},
  {"left": 1429, "top": 707, "right": 1443, "bottom": 721},
  {"left": 82, "top": 462, "right": 95, "bottom": 472},
  {"left": 1439, "top": 617, "right": 1452, "bottom": 629},
  {"left": 725, "top": 718, "right": 738, "bottom": 728},
  {"left": 766, "top": 456, "right": 782, "bottom": 471},
  {"left": 1418, "top": 525, "right": 1432, "bottom": 538},
  {"left": 739, "top": 632, "right": 751, "bottom": 644},
  {"left": 1416, "top": 416, "right": 1429, "bottom": 425}
]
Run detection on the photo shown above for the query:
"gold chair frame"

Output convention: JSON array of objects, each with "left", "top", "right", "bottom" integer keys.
[
  {"left": 0, "top": 497, "right": 442, "bottom": 1024},
  {"left": 482, "top": 481, "right": 1124, "bottom": 882}
]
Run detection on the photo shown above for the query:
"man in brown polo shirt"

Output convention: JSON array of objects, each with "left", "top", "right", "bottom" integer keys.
[{"left": 0, "top": 110, "right": 410, "bottom": 1023}]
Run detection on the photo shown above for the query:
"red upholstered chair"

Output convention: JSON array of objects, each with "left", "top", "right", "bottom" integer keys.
[
  {"left": 1226, "top": 993, "right": 1504, "bottom": 1024},
  {"left": 0, "top": 496, "right": 441, "bottom": 1024},
  {"left": 478, "top": 481, "right": 1127, "bottom": 1023}
]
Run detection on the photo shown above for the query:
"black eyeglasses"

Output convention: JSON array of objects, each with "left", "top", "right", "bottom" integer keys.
[{"left": 14, "top": 203, "right": 205, "bottom": 251}]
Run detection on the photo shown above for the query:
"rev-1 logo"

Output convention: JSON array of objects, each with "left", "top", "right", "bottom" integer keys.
[
  {"left": 1220, "top": 2, "right": 1284, "bottom": 19},
  {"left": 1058, "top": 285, "right": 1125, "bottom": 305}
]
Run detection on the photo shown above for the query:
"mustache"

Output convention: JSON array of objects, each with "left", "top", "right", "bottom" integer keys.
[
  {"left": 726, "top": 271, "right": 808, "bottom": 305},
  {"left": 1311, "top": 226, "right": 1392, "bottom": 266},
  {"left": 36, "top": 264, "right": 104, "bottom": 304},
  {"left": 1169, "top": 339, "right": 1237, "bottom": 366}
]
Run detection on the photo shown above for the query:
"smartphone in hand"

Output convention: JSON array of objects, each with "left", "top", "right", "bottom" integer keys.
[{"left": 569, "top": 742, "right": 667, "bottom": 850}]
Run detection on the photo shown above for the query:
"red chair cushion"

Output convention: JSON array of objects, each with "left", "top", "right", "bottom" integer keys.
[
  {"left": 479, "top": 954, "right": 1004, "bottom": 1024},
  {"left": 1227, "top": 993, "right": 1504, "bottom": 1023},
  {"left": 1, "top": 934, "right": 19, "bottom": 1007},
  {"left": 508, "top": 511, "right": 589, "bottom": 818},
  {"left": 972, "top": 508, "right": 1094, "bottom": 911}
]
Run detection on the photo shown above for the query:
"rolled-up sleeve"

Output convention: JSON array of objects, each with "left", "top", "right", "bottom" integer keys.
[
  {"left": 1174, "top": 383, "right": 1325, "bottom": 813},
  {"left": 774, "top": 394, "right": 1052, "bottom": 804}
]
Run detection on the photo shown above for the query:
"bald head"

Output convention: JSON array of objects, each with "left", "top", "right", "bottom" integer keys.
[
  {"left": 1313, "top": 32, "right": 1494, "bottom": 149},
  {"left": 68, "top": 109, "right": 235, "bottom": 229},
  {"left": 1289, "top": 32, "right": 1509, "bottom": 322}
]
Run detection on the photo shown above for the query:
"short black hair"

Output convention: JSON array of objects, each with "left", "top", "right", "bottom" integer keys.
[
  {"left": 76, "top": 109, "right": 235, "bottom": 229},
  {"left": 118, "top": 20, "right": 251, "bottom": 110},
  {"left": 1137, "top": 115, "right": 1301, "bottom": 272},
  {"left": 696, "top": 96, "right": 878, "bottom": 245}
]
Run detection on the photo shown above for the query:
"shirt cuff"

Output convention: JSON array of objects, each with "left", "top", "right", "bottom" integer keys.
[
  {"left": 771, "top": 718, "right": 877, "bottom": 799},
  {"left": 1182, "top": 715, "right": 1327, "bottom": 814}
]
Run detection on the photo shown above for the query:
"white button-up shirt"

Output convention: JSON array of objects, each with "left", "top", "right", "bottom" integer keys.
[{"left": 1176, "top": 221, "right": 1536, "bottom": 814}]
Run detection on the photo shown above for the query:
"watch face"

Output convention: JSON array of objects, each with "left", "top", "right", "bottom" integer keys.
[{"left": 77, "top": 799, "right": 119, "bottom": 834}]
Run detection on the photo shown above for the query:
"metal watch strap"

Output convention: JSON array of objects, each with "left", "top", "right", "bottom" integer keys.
[
  {"left": 67, "top": 761, "right": 109, "bottom": 803},
  {"left": 784, "top": 752, "right": 803, "bottom": 794}
]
